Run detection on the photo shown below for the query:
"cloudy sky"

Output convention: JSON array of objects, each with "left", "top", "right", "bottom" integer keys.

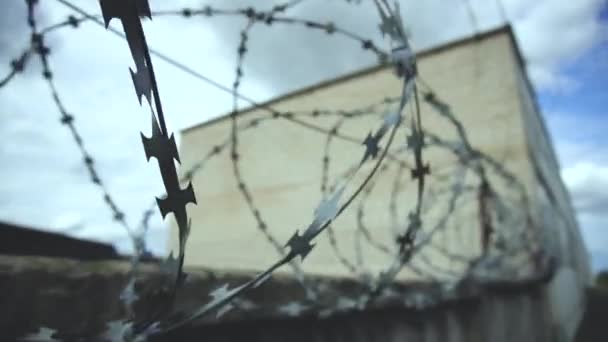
[{"left": 0, "top": 0, "right": 606, "bottom": 272}]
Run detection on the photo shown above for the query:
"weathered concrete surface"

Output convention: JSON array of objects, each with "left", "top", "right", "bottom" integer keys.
[
  {"left": 0, "top": 255, "right": 568, "bottom": 341},
  {"left": 159, "top": 289, "right": 557, "bottom": 342},
  {"left": 0, "top": 255, "right": 314, "bottom": 339},
  {"left": 173, "top": 25, "right": 529, "bottom": 280},
  {"left": 0, "top": 255, "right": 160, "bottom": 338}
]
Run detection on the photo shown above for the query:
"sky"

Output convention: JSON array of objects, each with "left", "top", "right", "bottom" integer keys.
[
  {"left": 539, "top": 3, "right": 608, "bottom": 273},
  {"left": 0, "top": 0, "right": 606, "bottom": 272}
]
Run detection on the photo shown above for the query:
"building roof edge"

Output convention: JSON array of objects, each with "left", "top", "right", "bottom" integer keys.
[{"left": 181, "top": 25, "right": 515, "bottom": 134}]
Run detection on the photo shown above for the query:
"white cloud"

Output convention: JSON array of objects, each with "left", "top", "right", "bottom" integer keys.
[
  {"left": 511, "top": 0, "right": 605, "bottom": 62},
  {"left": 562, "top": 162, "right": 608, "bottom": 217},
  {"left": 508, "top": 0, "right": 607, "bottom": 90},
  {"left": 552, "top": 112, "right": 608, "bottom": 271},
  {"left": 527, "top": 65, "right": 581, "bottom": 93},
  {"left": 200, "top": 0, "right": 607, "bottom": 93}
]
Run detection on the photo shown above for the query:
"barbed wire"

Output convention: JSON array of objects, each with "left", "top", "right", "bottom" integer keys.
[{"left": 4, "top": 0, "right": 553, "bottom": 340}]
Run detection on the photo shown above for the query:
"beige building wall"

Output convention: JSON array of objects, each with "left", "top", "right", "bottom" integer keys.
[{"left": 170, "top": 27, "right": 588, "bottom": 288}]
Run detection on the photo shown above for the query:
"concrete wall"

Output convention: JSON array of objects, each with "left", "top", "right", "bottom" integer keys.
[
  {"left": 172, "top": 29, "right": 541, "bottom": 282},
  {"left": 509, "top": 34, "right": 592, "bottom": 342},
  {"left": 165, "top": 286, "right": 558, "bottom": 342},
  {"left": 171, "top": 29, "right": 591, "bottom": 340},
  {"left": 2, "top": 255, "right": 565, "bottom": 341},
  {"left": 512, "top": 44, "right": 591, "bottom": 282}
]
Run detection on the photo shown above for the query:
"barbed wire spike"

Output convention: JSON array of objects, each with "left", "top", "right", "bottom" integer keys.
[
  {"left": 309, "top": 184, "right": 346, "bottom": 231},
  {"left": 278, "top": 301, "right": 308, "bottom": 316},
  {"left": 159, "top": 252, "right": 180, "bottom": 279},
  {"left": 215, "top": 303, "right": 234, "bottom": 319},
  {"left": 411, "top": 164, "right": 431, "bottom": 178},
  {"left": 129, "top": 67, "right": 153, "bottom": 105},
  {"left": 205, "top": 283, "right": 246, "bottom": 316},
  {"left": 133, "top": 322, "right": 162, "bottom": 342},
  {"left": 361, "top": 111, "right": 402, "bottom": 165},
  {"left": 397, "top": 212, "right": 422, "bottom": 258},
  {"left": 406, "top": 125, "right": 425, "bottom": 150},
  {"left": 374, "top": 0, "right": 418, "bottom": 114},
  {"left": 209, "top": 284, "right": 241, "bottom": 302},
  {"left": 141, "top": 113, "right": 196, "bottom": 237},
  {"left": 21, "top": 327, "right": 59, "bottom": 342},
  {"left": 373, "top": 0, "right": 407, "bottom": 44},
  {"left": 285, "top": 230, "right": 315, "bottom": 261},
  {"left": 99, "top": 0, "right": 151, "bottom": 28},
  {"left": 99, "top": 0, "right": 153, "bottom": 105},
  {"left": 119, "top": 278, "right": 139, "bottom": 309},
  {"left": 100, "top": 320, "right": 134, "bottom": 342},
  {"left": 140, "top": 112, "right": 179, "bottom": 162},
  {"left": 408, "top": 114, "right": 430, "bottom": 184},
  {"left": 361, "top": 132, "right": 381, "bottom": 164}
]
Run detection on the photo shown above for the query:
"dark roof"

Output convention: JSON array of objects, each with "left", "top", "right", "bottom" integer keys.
[
  {"left": 181, "top": 25, "right": 529, "bottom": 134},
  {"left": 0, "top": 220, "right": 120, "bottom": 261}
]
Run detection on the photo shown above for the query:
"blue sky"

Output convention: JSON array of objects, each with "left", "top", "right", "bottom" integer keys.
[{"left": 0, "top": 0, "right": 606, "bottom": 274}]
